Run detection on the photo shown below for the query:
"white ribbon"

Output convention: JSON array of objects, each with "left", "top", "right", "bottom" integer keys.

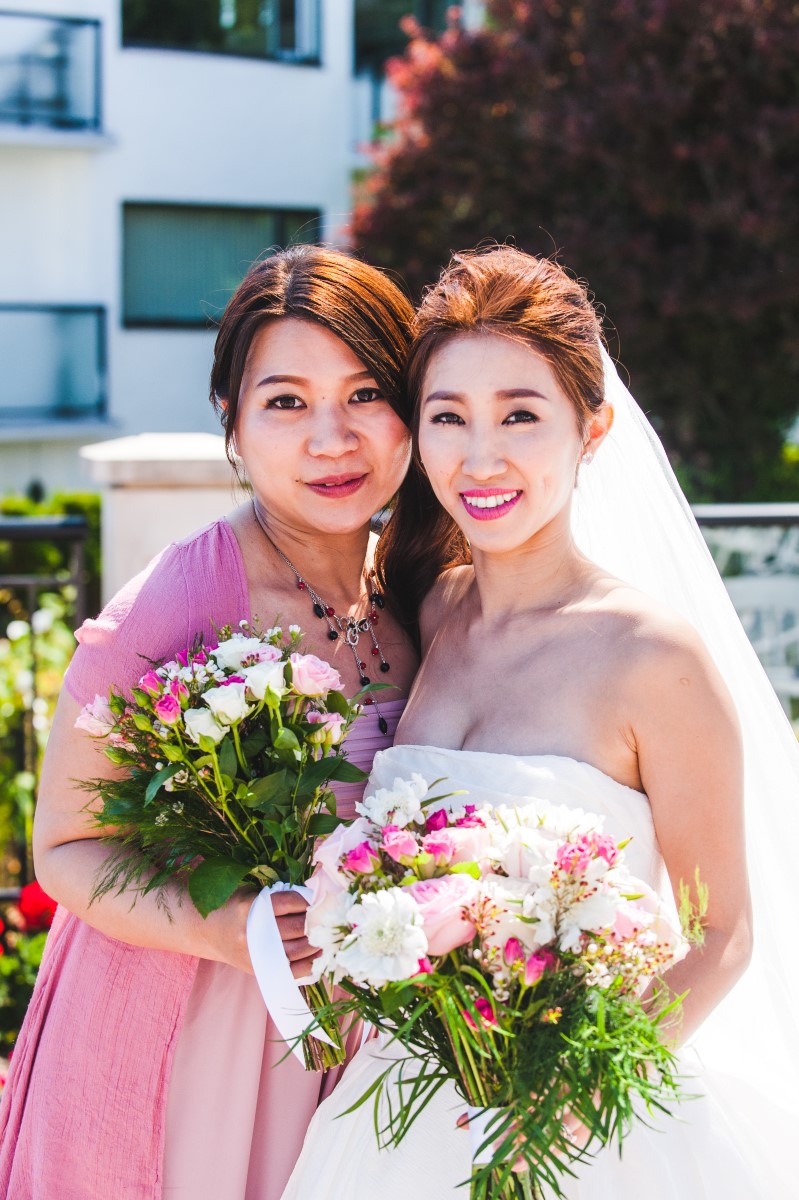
[
  {"left": 465, "top": 1105, "right": 503, "bottom": 1164},
  {"left": 246, "top": 882, "right": 336, "bottom": 1067}
]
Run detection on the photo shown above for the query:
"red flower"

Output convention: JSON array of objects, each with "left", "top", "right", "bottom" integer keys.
[{"left": 18, "top": 881, "right": 57, "bottom": 932}]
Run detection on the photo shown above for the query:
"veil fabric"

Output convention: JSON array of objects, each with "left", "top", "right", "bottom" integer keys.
[{"left": 573, "top": 352, "right": 799, "bottom": 1115}]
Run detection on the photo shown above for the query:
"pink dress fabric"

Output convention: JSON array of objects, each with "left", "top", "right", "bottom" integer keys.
[{"left": 0, "top": 518, "right": 404, "bottom": 1200}]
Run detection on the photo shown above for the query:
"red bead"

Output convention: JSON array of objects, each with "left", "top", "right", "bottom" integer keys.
[
  {"left": 364, "top": 696, "right": 374, "bottom": 705},
  {"left": 325, "top": 606, "right": 335, "bottom": 617},
  {"left": 297, "top": 581, "right": 306, "bottom": 590},
  {"left": 370, "top": 613, "right": 379, "bottom": 623},
  {"left": 371, "top": 647, "right": 380, "bottom": 656},
  {"left": 359, "top": 661, "right": 366, "bottom": 670}
]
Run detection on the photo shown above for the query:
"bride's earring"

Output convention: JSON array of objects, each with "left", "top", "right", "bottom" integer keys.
[{"left": 581, "top": 450, "right": 594, "bottom": 464}]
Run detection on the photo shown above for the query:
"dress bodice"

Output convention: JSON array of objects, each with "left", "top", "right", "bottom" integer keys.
[{"left": 369, "top": 743, "right": 670, "bottom": 897}]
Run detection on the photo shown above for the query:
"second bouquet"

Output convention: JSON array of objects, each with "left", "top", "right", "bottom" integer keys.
[{"left": 76, "top": 620, "right": 367, "bottom": 1070}]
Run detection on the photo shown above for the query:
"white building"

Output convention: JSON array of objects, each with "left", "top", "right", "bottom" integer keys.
[{"left": 0, "top": 0, "right": 427, "bottom": 494}]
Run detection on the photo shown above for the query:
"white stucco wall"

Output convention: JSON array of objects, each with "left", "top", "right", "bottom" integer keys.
[{"left": 0, "top": 0, "right": 356, "bottom": 494}]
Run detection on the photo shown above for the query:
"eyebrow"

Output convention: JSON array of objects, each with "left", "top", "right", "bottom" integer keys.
[
  {"left": 256, "top": 370, "right": 375, "bottom": 389},
  {"left": 423, "top": 387, "right": 550, "bottom": 404}
]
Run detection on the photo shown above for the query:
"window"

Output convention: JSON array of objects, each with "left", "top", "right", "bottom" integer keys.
[
  {"left": 0, "top": 306, "right": 106, "bottom": 422},
  {"left": 122, "top": 0, "right": 320, "bottom": 64},
  {"left": 0, "top": 12, "right": 101, "bottom": 130},
  {"left": 122, "top": 203, "right": 321, "bottom": 328},
  {"left": 355, "top": 1, "right": 449, "bottom": 74}
]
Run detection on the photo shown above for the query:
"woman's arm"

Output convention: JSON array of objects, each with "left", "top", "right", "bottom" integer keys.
[
  {"left": 628, "top": 617, "right": 752, "bottom": 1043},
  {"left": 33, "top": 692, "right": 317, "bottom": 978}
]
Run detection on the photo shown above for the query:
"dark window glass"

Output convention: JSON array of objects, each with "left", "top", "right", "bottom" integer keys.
[
  {"left": 122, "top": 0, "right": 320, "bottom": 63},
  {"left": 355, "top": 1, "right": 449, "bottom": 74},
  {"left": 122, "top": 203, "right": 321, "bottom": 328},
  {"left": 0, "top": 13, "right": 101, "bottom": 130}
]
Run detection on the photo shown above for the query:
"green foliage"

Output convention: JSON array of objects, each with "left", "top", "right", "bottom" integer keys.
[
  {"left": 0, "top": 594, "right": 76, "bottom": 882},
  {"left": 352, "top": 1, "right": 799, "bottom": 500},
  {"left": 0, "top": 491, "right": 101, "bottom": 615},
  {"left": 0, "top": 930, "right": 48, "bottom": 1056}
]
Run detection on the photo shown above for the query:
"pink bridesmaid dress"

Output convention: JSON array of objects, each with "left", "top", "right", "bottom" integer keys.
[{"left": 0, "top": 519, "right": 403, "bottom": 1200}]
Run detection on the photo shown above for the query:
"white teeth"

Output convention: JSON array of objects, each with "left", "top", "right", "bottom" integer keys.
[{"left": 463, "top": 491, "right": 519, "bottom": 509}]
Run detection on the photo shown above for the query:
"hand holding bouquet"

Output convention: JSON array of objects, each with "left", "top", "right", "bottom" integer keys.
[
  {"left": 76, "top": 620, "right": 367, "bottom": 1069},
  {"left": 304, "top": 776, "right": 693, "bottom": 1196}
]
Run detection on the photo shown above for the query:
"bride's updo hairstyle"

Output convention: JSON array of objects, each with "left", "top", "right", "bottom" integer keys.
[
  {"left": 375, "top": 245, "right": 606, "bottom": 640},
  {"left": 211, "top": 244, "right": 414, "bottom": 466}
]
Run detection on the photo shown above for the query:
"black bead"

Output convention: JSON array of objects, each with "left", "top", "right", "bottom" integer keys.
[
  {"left": 360, "top": 675, "right": 370, "bottom": 686},
  {"left": 312, "top": 602, "right": 325, "bottom": 619},
  {"left": 379, "top": 661, "right": 390, "bottom": 673},
  {"left": 378, "top": 716, "right": 389, "bottom": 735},
  {"left": 375, "top": 594, "right": 385, "bottom": 609},
  {"left": 327, "top": 629, "right": 338, "bottom": 640}
]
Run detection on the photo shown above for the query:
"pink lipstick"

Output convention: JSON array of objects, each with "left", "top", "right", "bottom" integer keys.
[
  {"left": 306, "top": 473, "right": 367, "bottom": 498},
  {"left": 460, "top": 488, "right": 522, "bottom": 521}
]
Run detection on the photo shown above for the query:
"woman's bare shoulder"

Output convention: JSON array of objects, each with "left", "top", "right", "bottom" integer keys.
[{"left": 419, "top": 565, "right": 473, "bottom": 651}]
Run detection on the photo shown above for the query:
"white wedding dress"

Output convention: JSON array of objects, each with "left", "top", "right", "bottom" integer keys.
[{"left": 281, "top": 743, "right": 792, "bottom": 1200}]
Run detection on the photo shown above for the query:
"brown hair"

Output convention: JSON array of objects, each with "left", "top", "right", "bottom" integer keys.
[
  {"left": 210, "top": 245, "right": 414, "bottom": 463},
  {"left": 375, "top": 246, "right": 606, "bottom": 640}
]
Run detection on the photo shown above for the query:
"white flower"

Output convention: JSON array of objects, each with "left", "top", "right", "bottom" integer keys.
[
  {"left": 335, "top": 888, "right": 428, "bottom": 987},
  {"left": 306, "top": 889, "right": 357, "bottom": 981},
  {"left": 242, "top": 659, "right": 287, "bottom": 701},
  {"left": 210, "top": 635, "right": 267, "bottom": 671},
  {"left": 288, "top": 624, "right": 301, "bottom": 636},
  {"left": 203, "top": 681, "right": 251, "bottom": 725},
  {"left": 184, "top": 707, "right": 226, "bottom": 745},
  {"left": 356, "top": 773, "right": 429, "bottom": 828},
  {"left": 481, "top": 874, "right": 543, "bottom": 955},
  {"left": 31, "top": 609, "right": 54, "bottom": 635},
  {"left": 154, "top": 811, "right": 169, "bottom": 826},
  {"left": 74, "top": 694, "right": 116, "bottom": 737},
  {"left": 6, "top": 620, "right": 30, "bottom": 642}
]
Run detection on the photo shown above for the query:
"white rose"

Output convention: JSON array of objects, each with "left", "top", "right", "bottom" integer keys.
[
  {"left": 203, "top": 681, "right": 251, "bottom": 725},
  {"left": 211, "top": 635, "right": 266, "bottom": 671},
  {"left": 242, "top": 659, "right": 287, "bottom": 701},
  {"left": 184, "top": 707, "right": 226, "bottom": 745}
]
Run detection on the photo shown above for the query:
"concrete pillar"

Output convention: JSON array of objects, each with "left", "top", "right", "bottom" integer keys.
[{"left": 80, "top": 432, "right": 243, "bottom": 604}]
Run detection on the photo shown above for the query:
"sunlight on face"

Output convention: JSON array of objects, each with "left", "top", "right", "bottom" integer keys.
[
  {"left": 235, "top": 317, "right": 411, "bottom": 538},
  {"left": 418, "top": 331, "right": 586, "bottom": 555}
]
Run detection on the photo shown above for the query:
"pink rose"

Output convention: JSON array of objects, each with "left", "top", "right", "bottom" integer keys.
[
  {"left": 314, "top": 818, "right": 374, "bottom": 888},
  {"left": 342, "top": 841, "right": 380, "bottom": 875},
  {"left": 289, "top": 653, "right": 343, "bottom": 697},
  {"left": 447, "top": 823, "right": 492, "bottom": 866},
  {"left": 381, "top": 825, "right": 419, "bottom": 863},
  {"left": 154, "top": 694, "right": 181, "bottom": 725},
  {"left": 464, "top": 997, "right": 498, "bottom": 1031},
  {"left": 406, "top": 874, "right": 478, "bottom": 955},
  {"left": 139, "top": 670, "right": 163, "bottom": 697},
  {"left": 306, "top": 710, "right": 346, "bottom": 748},
  {"left": 524, "top": 948, "right": 556, "bottom": 987},
  {"left": 504, "top": 937, "right": 525, "bottom": 966},
  {"left": 421, "top": 830, "right": 456, "bottom": 867},
  {"left": 169, "top": 677, "right": 189, "bottom": 702},
  {"left": 425, "top": 808, "right": 449, "bottom": 832},
  {"left": 455, "top": 805, "right": 485, "bottom": 828},
  {"left": 74, "top": 694, "right": 115, "bottom": 737}
]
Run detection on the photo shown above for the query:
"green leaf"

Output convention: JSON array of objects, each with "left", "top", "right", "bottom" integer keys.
[
  {"left": 325, "top": 690, "right": 351, "bottom": 718},
  {"left": 218, "top": 738, "right": 238, "bottom": 778},
  {"left": 246, "top": 770, "right": 293, "bottom": 810},
  {"left": 159, "top": 743, "right": 185, "bottom": 762},
  {"left": 274, "top": 727, "right": 300, "bottom": 753},
  {"left": 449, "top": 861, "right": 481, "bottom": 879},
  {"left": 330, "top": 760, "right": 368, "bottom": 783},
  {"left": 144, "top": 762, "right": 182, "bottom": 805},
  {"left": 241, "top": 728, "right": 268, "bottom": 757},
  {"left": 296, "top": 757, "right": 341, "bottom": 793},
  {"left": 188, "top": 859, "right": 251, "bottom": 917},
  {"left": 307, "top": 813, "right": 343, "bottom": 837}
]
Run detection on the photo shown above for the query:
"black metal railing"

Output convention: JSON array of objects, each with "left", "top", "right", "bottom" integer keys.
[
  {"left": 0, "top": 305, "right": 107, "bottom": 423},
  {"left": 0, "top": 11, "right": 101, "bottom": 130}
]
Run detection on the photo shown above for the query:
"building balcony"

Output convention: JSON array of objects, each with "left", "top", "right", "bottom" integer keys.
[
  {"left": 0, "top": 12, "right": 101, "bottom": 135},
  {"left": 122, "top": 0, "right": 321, "bottom": 65},
  {"left": 0, "top": 305, "right": 108, "bottom": 437}
]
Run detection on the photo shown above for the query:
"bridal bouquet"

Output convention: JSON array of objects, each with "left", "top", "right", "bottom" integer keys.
[
  {"left": 304, "top": 775, "right": 692, "bottom": 1198},
  {"left": 76, "top": 620, "right": 367, "bottom": 1070}
]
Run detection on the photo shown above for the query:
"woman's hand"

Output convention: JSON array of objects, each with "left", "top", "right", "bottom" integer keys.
[{"left": 270, "top": 890, "right": 322, "bottom": 980}]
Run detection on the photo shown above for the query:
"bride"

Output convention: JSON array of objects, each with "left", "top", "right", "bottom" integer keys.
[{"left": 282, "top": 247, "right": 798, "bottom": 1198}]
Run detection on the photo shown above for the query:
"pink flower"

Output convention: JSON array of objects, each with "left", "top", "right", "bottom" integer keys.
[
  {"left": 169, "top": 677, "right": 189, "bottom": 701},
  {"left": 504, "top": 937, "right": 525, "bottom": 966},
  {"left": 524, "top": 948, "right": 556, "bottom": 987},
  {"left": 426, "top": 808, "right": 449, "bottom": 832},
  {"left": 381, "top": 825, "right": 419, "bottom": 863},
  {"left": 421, "top": 830, "right": 456, "bottom": 867},
  {"left": 447, "top": 823, "right": 492, "bottom": 866},
  {"left": 289, "top": 653, "right": 343, "bottom": 697},
  {"left": 464, "top": 997, "right": 498, "bottom": 1031},
  {"left": 556, "top": 833, "right": 620, "bottom": 876},
  {"left": 413, "top": 956, "right": 433, "bottom": 976},
  {"left": 139, "top": 670, "right": 163, "bottom": 697},
  {"left": 455, "top": 805, "right": 485, "bottom": 828},
  {"left": 74, "top": 694, "right": 115, "bottom": 737},
  {"left": 175, "top": 649, "right": 190, "bottom": 668},
  {"left": 154, "top": 694, "right": 181, "bottom": 725},
  {"left": 406, "top": 874, "right": 478, "bottom": 955},
  {"left": 341, "top": 841, "right": 380, "bottom": 875},
  {"left": 314, "top": 818, "right": 374, "bottom": 888},
  {"left": 306, "top": 710, "right": 346, "bottom": 748}
]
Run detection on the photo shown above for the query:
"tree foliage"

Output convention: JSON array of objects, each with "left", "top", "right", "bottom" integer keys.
[{"left": 351, "top": 1, "right": 799, "bottom": 499}]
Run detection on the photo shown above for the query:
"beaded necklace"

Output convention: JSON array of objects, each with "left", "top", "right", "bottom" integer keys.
[{"left": 252, "top": 502, "right": 392, "bottom": 734}]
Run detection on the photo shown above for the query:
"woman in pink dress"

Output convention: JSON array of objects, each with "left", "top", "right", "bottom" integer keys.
[{"left": 0, "top": 246, "right": 419, "bottom": 1200}]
